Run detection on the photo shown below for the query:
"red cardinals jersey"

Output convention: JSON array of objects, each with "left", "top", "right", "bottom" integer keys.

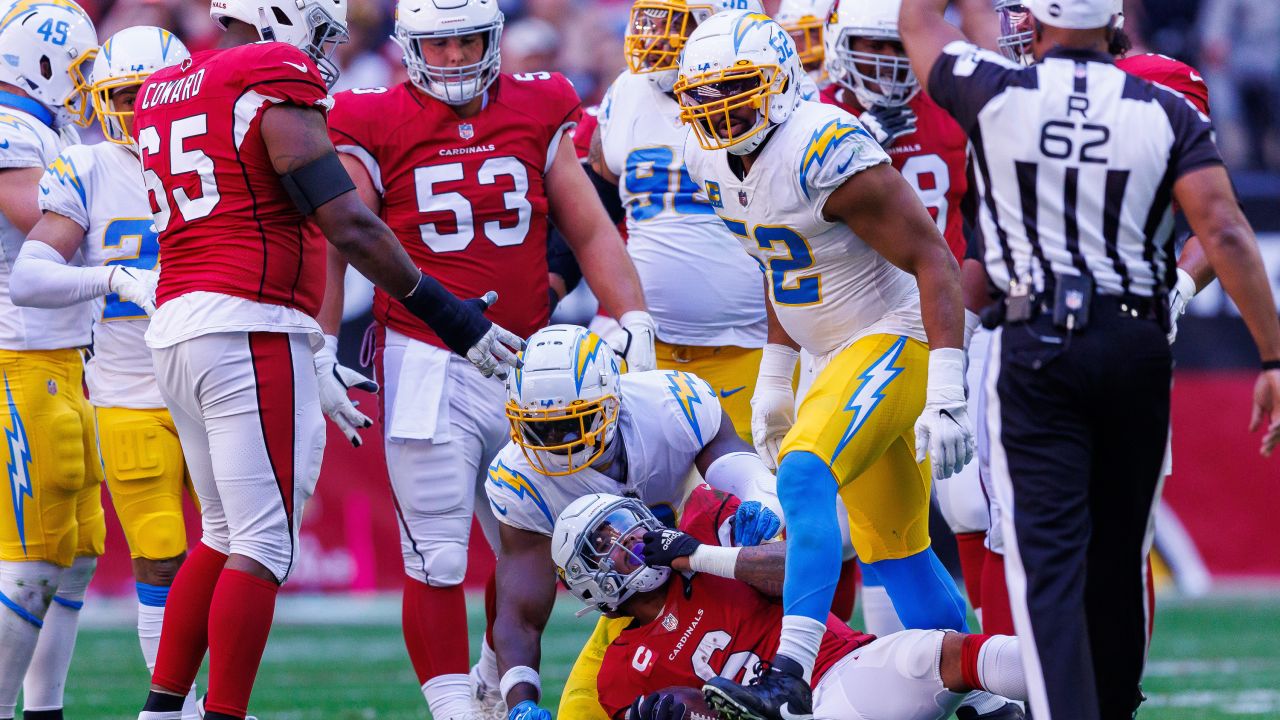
[
  {"left": 1117, "top": 54, "right": 1210, "bottom": 116},
  {"left": 135, "top": 42, "right": 331, "bottom": 315},
  {"left": 573, "top": 107, "right": 600, "bottom": 161},
  {"left": 596, "top": 572, "right": 874, "bottom": 719},
  {"left": 327, "top": 74, "right": 582, "bottom": 348},
  {"left": 820, "top": 85, "right": 970, "bottom": 261}
]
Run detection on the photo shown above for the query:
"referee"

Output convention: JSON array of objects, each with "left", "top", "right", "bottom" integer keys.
[{"left": 900, "top": 1, "right": 1280, "bottom": 719}]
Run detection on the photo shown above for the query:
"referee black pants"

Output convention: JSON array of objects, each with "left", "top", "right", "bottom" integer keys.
[{"left": 984, "top": 304, "right": 1171, "bottom": 720}]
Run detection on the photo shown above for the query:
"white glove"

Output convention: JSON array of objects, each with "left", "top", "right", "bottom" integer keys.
[
  {"left": 914, "top": 348, "right": 975, "bottom": 480},
  {"left": 1167, "top": 268, "right": 1196, "bottom": 345},
  {"left": 617, "top": 310, "right": 657, "bottom": 373},
  {"left": 314, "top": 335, "right": 379, "bottom": 447},
  {"left": 109, "top": 267, "right": 158, "bottom": 315},
  {"left": 751, "top": 344, "right": 799, "bottom": 471},
  {"left": 465, "top": 291, "right": 524, "bottom": 381}
]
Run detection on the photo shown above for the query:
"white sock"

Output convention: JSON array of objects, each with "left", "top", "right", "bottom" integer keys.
[
  {"left": 424, "top": 673, "right": 474, "bottom": 720},
  {"left": 23, "top": 556, "right": 95, "bottom": 711},
  {"left": 776, "top": 615, "right": 826, "bottom": 682},
  {"left": 476, "top": 638, "right": 500, "bottom": 691},
  {"left": 137, "top": 712, "right": 182, "bottom": 720},
  {"left": 0, "top": 560, "right": 60, "bottom": 718},
  {"left": 976, "top": 635, "right": 1026, "bottom": 701},
  {"left": 961, "top": 690, "right": 1007, "bottom": 714},
  {"left": 180, "top": 685, "right": 199, "bottom": 720},
  {"left": 860, "top": 584, "right": 906, "bottom": 636},
  {"left": 137, "top": 601, "right": 165, "bottom": 672}
]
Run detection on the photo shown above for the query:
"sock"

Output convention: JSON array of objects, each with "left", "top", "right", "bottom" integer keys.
[
  {"left": 140, "top": 688, "right": 185, "bottom": 720},
  {"left": 22, "top": 711, "right": 61, "bottom": 719},
  {"left": 476, "top": 638, "right": 500, "bottom": 692},
  {"left": 136, "top": 584, "right": 169, "bottom": 672},
  {"left": 777, "top": 452, "right": 842, "bottom": 623},
  {"left": 152, "top": 543, "right": 227, "bottom": 694},
  {"left": 137, "top": 714, "right": 181, "bottom": 720},
  {"left": 776, "top": 615, "right": 826, "bottom": 682},
  {"left": 180, "top": 686, "right": 199, "bottom": 720},
  {"left": 979, "top": 549, "right": 1014, "bottom": 636},
  {"left": 955, "top": 532, "right": 987, "bottom": 625},
  {"left": 868, "top": 548, "right": 968, "bottom": 632},
  {"left": 23, "top": 556, "right": 95, "bottom": 712},
  {"left": 830, "top": 559, "right": 858, "bottom": 623},
  {"left": 203, "top": 569, "right": 278, "bottom": 717},
  {"left": 0, "top": 560, "right": 61, "bottom": 718},
  {"left": 402, "top": 578, "right": 469, "bottom": 686},
  {"left": 961, "top": 634, "right": 1026, "bottom": 701},
  {"left": 424, "top": 673, "right": 474, "bottom": 720},
  {"left": 484, "top": 570, "right": 497, "bottom": 648},
  {"left": 857, "top": 562, "right": 904, "bottom": 636}
]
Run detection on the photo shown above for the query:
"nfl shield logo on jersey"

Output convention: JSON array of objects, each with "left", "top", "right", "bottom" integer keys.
[
  {"left": 662, "top": 613, "right": 679, "bottom": 632},
  {"left": 738, "top": 190, "right": 749, "bottom": 207},
  {"left": 459, "top": 123, "right": 475, "bottom": 140}
]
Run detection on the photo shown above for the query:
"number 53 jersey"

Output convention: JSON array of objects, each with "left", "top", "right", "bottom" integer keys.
[
  {"left": 39, "top": 142, "right": 164, "bottom": 408},
  {"left": 328, "top": 73, "right": 582, "bottom": 350},
  {"left": 682, "top": 101, "right": 926, "bottom": 358}
]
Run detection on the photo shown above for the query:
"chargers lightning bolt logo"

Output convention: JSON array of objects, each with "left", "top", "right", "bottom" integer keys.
[
  {"left": 665, "top": 371, "right": 705, "bottom": 444},
  {"left": 487, "top": 460, "right": 554, "bottom": 526},
  {"left": 3, "top": 373, "right": 33, "bottom": 553},
  {"left": 46, "top": 155, "right": 86, "bottom": 207},
  {"left": 832, "top": 338, "right": 907, "bottom": 460},
  {"left": 572, "top": 331, "right": 606, "bottom": 394},
  {"left": 799, "top": 119, "right": 869, "bottom": 199}
]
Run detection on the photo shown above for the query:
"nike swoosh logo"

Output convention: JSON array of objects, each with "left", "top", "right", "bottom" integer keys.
[
  {"left": 0, "top": 139, "right": 9, "bottom": 149},
  {"left": 779, "top": 703, "right": 813, "bottom": 720},
  {"left": 283, "top": 61, "right": 308, "bottom": 73},
  {"left": 719, "top": 386, "right": 746, "bottom": 398},
  {"left": 1189, "top": 71, "right": 1203, "bottom": 83}
]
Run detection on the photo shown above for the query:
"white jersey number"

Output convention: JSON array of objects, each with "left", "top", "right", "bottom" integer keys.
[
  {"left": 692, "top": 630, "right": 762, "bottom": 684},
  {"left": 137, "top": 114, "right": 222, "bottom": 230},
  {"left": 899, "top": 153, "right": 949, "bottom": 236},
  {"left": 415, "top": 156, "right": 532, "bottom": 252}
]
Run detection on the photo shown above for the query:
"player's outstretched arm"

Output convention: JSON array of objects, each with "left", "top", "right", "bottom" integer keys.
[
  {"left": 899, "top": 0, "right": 969, "bottom": 97},
  {"left": 695, "top": 410, "right": 785, "bottom": 539},
  {"left": 493, "top": 523, "right": 558, "bottom": 713},
  {"left": 13, "top": 212, "right": 156, "bottom": 312},
  {"left": 641, "top": 529, "right": 786, "bottom": 597}
]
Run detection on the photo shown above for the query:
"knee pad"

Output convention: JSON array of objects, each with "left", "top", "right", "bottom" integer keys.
[
  {"left": 101, "top": 413, "right": 189, "bottom": 560},
  {"left": 417, "top": 543, "right": 468, "bottom": 588},
  {"left": 0, "top": 560, "right": 61, "bottom": 627}
]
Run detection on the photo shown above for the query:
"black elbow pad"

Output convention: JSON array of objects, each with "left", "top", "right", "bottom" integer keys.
[{"left": 280, "top": 151, "right": 356, "bottom": 215}]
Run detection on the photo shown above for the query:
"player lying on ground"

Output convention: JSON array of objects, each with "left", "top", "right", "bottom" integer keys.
[
  {"left": 551, "top": 494, "right": 1027, "bottom": 720},
  {"left": 483, "top": 325, "right": 787, "bottom": 720}
]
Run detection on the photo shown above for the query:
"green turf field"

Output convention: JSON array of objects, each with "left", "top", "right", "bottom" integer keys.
[{"left": 62, "top": 594, "right": 1280, "bottom": 719}]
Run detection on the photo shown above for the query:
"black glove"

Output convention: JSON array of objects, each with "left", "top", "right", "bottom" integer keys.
[
  {"left": 640, "top": 529, "right": 701, "bottom": 568},
  {"left": 859, "top": 104, "right": 918, "bottom": 149},
  {"left": 400, "top": 273, "right": 493, "bottom": 356},
  {"left": 628, "top": 693, "right": 686, "bottom": 720}
]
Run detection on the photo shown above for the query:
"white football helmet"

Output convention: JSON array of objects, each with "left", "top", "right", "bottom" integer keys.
[
  {"left": 211, "top": 0, "right": 349, "bottom": 86},
  {"left": 394, "top": 0, "right": 503, "bottom": 106},
  {"left": 90, "top": 26, "right": 189, "bottom": 145},
  {"left": 775, "top": 0, "right": 832, "bottom": 73},
  {"left": 825, "top": 0, "right": 917, "bottom": 108},
  {"left": 0, "top": 0, "right": 97, "bottom": 128},
  {"left": 675, "top": 10, "right": 803, "bottom": 155},
  {"left": 552, "top": 493, "right": 671, "bottom": 616},
  {"left": 624, "top": 0, "right": 763, "bottom": 93},
  {"left": 505, "top": 325, "right": 622, "bottom": 477}
]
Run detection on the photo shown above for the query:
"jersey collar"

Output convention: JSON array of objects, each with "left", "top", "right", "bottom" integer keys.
[
  {"left": 1043, "top": 47, "right": 1115, "bottom": 65},
  {"left": 0, "top": 91, "right": 55, "bottom": 129}
]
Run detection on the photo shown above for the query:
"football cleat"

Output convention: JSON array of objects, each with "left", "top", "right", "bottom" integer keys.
[
  {"left": 956, "top": 699, "right": 1026, "bottom": 720},
  {"left": 470, "top": 662, "right": 507, "bottom": 720},
  {"left": 703, "top": 655, "right": 813, "bottom": 720},
  {"left": 196, "top": 695, "right": 258, "bottom": 720}
]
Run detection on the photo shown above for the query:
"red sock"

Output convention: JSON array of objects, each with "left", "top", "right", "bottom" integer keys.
[
  {"left": 203, "top": 569, "right": 279, "bottom": 717},
  {"left": 955, "top": 532, "right": 988, "bottom": 619},
  {"left": 403, "top": 578, "right": 469, "bottom": 684},
  {"left": 830, "top": 558, "right": 859, "bottom": 623},
  {"left": 484, "top": 569, "right": 497, "bottom": 648},
  {"left": 981, "top": 549, "right": 1015, "bottom": 636},
  {"left": 960, "top": 633, "right": 993, "bottom": 691},
  {"left": 151, "top": 542, "right": 228, "bottom": 694}
]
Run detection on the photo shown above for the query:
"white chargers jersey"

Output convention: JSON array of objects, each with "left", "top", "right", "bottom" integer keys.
[
  {"left": 682, "top": 101, "right": 926, "bottom": 358},
  {"left": 0, "top": 106, "right": 89, "bottom": 350},
  {"left": 486, "top": 369, "right": 723, "bottom": 536},
  {"left": 600, "top": 72, "right": 766, "bottom": 349},
  {"left": 38, "top": 142, "right": 164, "bottom": 408}
]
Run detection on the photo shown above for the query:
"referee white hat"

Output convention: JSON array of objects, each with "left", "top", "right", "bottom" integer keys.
[{"left": 1026, "top": 0, "right": 1117, "bottom": 29}]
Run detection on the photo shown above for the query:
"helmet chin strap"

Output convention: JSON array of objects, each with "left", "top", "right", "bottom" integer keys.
[{"left": 727, "top": 122, "right": 773, "bottom": 156}]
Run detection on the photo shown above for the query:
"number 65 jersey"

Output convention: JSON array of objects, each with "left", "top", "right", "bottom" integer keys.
[
  {"left": 327, "top": 73, "right": 582, "bottom": 350},
  {"left": 682, "top": 101, "right": 926, "bottom": 358}
]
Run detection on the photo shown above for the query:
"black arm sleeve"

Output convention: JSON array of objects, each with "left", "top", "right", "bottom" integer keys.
[
  {"left": 546, "top": 225, "right": 583, "bottom": 295},
  {"left": 585, "top": 162, "right": 626, "bottom": 225}
]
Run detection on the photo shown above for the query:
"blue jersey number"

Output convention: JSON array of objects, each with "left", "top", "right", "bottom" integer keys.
[
  {"left": 102, "top": 218, "right": 159, "bottom": 321},
  {"left": 37, "top": 20, "right": 69, "bottom": 45},
  {"left": 722, "top": 219, "right": 821, "bottom": 306},
  {"left": 623, "top": 147, "right": 715, "bottom": 221}
]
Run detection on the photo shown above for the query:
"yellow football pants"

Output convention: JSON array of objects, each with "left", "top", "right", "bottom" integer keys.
[
  {"left": 0, "top": 348, "right": 104, "bottom": 566},
  {"left": 655, "top": 341, "right": 761, "bottom": 444},
  {"left": 781, "top": 334, "right": 933, "bottom": 563},
  {"left": 558, "top": 615, "right": 632, "bottom": 720},
  {"left": 95, "top": 406, "right": 190, "bottom": 560}
]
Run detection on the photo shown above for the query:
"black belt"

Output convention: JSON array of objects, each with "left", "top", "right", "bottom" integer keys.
[{"left": 982, "top": 290, "right": 1169, "bottom": 330}]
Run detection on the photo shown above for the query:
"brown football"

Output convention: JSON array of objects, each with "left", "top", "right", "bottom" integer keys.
[{"left": 656, "top": 686, "right": 721, "bottom": 720}]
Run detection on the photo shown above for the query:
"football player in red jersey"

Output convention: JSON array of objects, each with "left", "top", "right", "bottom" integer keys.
[
  {"left": 550, "top": 494, "right": 1029, "bottom": 720},
  {"left": 318, "top": 0, "right": 652, "bottom": 716},
  {"left": 131, "top": 0, "right": 524, "bottom": 717}
]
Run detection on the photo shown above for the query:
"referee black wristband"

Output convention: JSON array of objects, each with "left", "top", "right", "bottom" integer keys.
[
  {"left": 1264, "top": 360, "right": 1280, "bottom": 371},
  {"left": 400, "top": 274, "right": 492, "bottom": 356}
]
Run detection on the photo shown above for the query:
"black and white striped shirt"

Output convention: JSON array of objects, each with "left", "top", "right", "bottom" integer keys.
[{"left": 928, "top": 42, "right": 1222, "bottom": 299}]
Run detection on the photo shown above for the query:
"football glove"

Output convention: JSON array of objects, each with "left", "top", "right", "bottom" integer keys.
[
  {"left": 109, "top": 266, "right": 158, "bottom": 315},
  {"left": 733, "top": 501, "right": 781, "bottom": 547},
  {"left": 1167, "top": 267, "right": 1197, "bottom": 345},
  {"left": 464, "top": 291, "right": 525, "bottom": 381},
  {"left": 914, "top": 348, "right": 975, "bottom": 480},
  {"left": 508, "top": 700, "right": 551, "bottom": 720},
  {"left": 859, "top": 104, "right": 918, "bottom": 150},
  {"left": 618, "top": 310, "right": 657, "bottom": 373},
  {"left": 751, "top": 344, "right": 800, "bottom": 470},
  {"left": 640, "top": 528, "right": 701, "bottom": 568},
  {"left": 314, "top": 335, "right": 379, "bottom": 447},
  {"left": 628, "top": 692, "right": 686, "bottom": 720}
]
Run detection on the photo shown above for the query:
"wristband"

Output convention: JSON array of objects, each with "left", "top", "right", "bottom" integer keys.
[
  {"left": 926, "top": 347, "right": 966, "bottom": 401},
  {"left": 688, "top": 545, "right": 741, "bottom": 578},
  {"left": 758, "top": 343, "right": 800, "bottom": 381},
  {"left": 400, "top": 273, "right": 491, "bottom": 356},
  {"left": 500, "top": 665, "right": 542, "bottom": 703},
  {"left": 1263, "top": 360, "right": 1280, "bottom": 371}
]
